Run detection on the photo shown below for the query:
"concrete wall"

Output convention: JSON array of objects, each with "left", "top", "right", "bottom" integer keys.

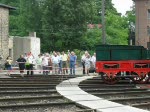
[
  {"left": 12, "top": 36, "right": 40, "bottom": 61},
  {"left": 30, "top": 37, "right": 40, "bottom": 59},
  {"left": 135, "top": 0, "right": 150, "bottom": 48},
  {"left": 0, "top": 7, "right": 9, "bottom": 61}
]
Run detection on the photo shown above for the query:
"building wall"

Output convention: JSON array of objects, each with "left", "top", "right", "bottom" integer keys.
[
  {"left": 0, "top": 7, "right": 9, "bottom": 61},
  {"left": 135, "top": 0, "right": 150, "bottom": 48},
  {"left": 30, "top": 37, "right": 40, "bottom": 59}
]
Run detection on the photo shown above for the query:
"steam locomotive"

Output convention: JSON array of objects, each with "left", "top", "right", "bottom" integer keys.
[{"left": 96, "top": 45, "right": 150, "bottom": 84}]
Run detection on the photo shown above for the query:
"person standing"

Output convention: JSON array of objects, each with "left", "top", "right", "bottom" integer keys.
[
  {"left": 85, "top": 54, "right": 91, "bottom": 75},
  {"left": 42, "top": 53, "right": 49, "bottom": 75},
  {"left": 91, "top": 53, "right": 96, "bottom": 69},
  {"left": 5, "top": 56, "right": 13, "bottom": 76},
  {"left": 36, "top": 54, "right": 42, "bottom": 73},
  {"left": 81, "top": 51, "right": 88, "bottom": 75},
  {"left": 57, "top": 52, "right": 62, "bottom": 74},
  {"left": 51, "top": 53, "right": 59, "bottom": 74},
  {"left": 69, "top": 51, "right": 77, "bottom": 75},
  {"left": 62, "top": 51, "right": 68, "bottom": 74},
  {"left": 16, "top": 55, "right": 26, "bottom": 77},
  {"left": 48, "top": 55, "right": 52, "bottom": 74},
  {"left": 26, "top": 52, "right": 34, "bottom": 76}
]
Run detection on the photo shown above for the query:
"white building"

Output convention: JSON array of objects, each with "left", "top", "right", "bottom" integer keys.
[{"left": 11, "top": 32, "right": 40, "bottom": 61}]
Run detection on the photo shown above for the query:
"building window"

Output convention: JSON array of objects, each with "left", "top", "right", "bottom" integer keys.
[
  {"left": 9, "top": 49, "right": 12, "bottom": 57},
  {"left": 148, "top": 9, "right": 150, "bottom": 19}
]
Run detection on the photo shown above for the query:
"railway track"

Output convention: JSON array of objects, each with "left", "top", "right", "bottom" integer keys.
[
  {"left": 79, "top": 76, "right": 150, "bottom": 111},
  {"left": 0, "top": 75, "right": 91, "bottom": 112},
  {"left": 1, "top": 74, "right": 149, "bottom": 111}
]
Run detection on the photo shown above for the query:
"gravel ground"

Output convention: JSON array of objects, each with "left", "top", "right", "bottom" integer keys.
[
  {"left": 0, "top": 89, "right": 56, "bottom": 92},
  {"left": 0, "top": 98, "right": 70, "bottom": 106},
  {"left": 0, "top": 93, "right": 58, "bottom": 98},
  {"left": 0, "top": 105, "right": 82, "bottom": 112}
]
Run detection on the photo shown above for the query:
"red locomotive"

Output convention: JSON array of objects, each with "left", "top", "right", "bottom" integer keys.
[{"left": 96, "top": 45, "right": 150, "bottom": 84}]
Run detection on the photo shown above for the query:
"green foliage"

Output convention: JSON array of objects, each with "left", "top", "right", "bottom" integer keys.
[
  {"left": 83, "top": 28, "right": 102, "bottom": 50},
  {"left": 41, "top": 0, "right": 97, "bottom": 52},
  {"left": 106, "top": 12, "right": 128, "bottom": 45},
  {"left": 0, "top": 0, "right": 134, "bottom": 52}
]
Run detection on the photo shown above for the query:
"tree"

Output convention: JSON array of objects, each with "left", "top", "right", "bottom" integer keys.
[
  {"left": 82, "top": 0, "right": 128, "bottom": 50},
  {"left": 41, "top": 0, "right": 97, "bottom": 52},
  {"left": 125, "top": 3, "right": 136, "bottom": 45},
  {"left": 0, "top": 0, "right": 42, "bottom": 36},
  {"left": 0, "top": 0, "right": 131, "bottom": 52},
  {"left": 106, "top": 12, "right": 128, "bottom": 45}
]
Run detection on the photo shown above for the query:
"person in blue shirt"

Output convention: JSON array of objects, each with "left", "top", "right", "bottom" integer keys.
[{"left": 69, "top": 51, "right": 77, "bottom": 75}]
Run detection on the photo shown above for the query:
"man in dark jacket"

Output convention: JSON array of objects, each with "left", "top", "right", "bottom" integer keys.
[{"left": 16, "top": 55, "right": 26, "bottom": 77}]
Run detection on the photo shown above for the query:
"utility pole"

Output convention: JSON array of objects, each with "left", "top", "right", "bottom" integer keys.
[{"left": 102, "top": 0, "right": 106, "bottom": 44}]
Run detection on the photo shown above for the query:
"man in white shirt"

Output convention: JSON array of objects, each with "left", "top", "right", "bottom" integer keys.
[
  {"left": 91, "top": 53, "right": 96, "bottom": 68},
  {"left": 51, "top": 53, "right": 59, "bottom": 74},
  {"left": 42, "top": 53, "right": 49, "bottom": 75},
  {"left": 26, "top": 52, "right": 34, "bottom": 75},
  {"left": 81, "top": 51, "right": 88, "bottom": 74}
]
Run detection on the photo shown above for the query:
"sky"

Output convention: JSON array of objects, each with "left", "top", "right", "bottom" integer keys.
[{"left": 112, "top": 0, "right": 133, "bottom": 15}]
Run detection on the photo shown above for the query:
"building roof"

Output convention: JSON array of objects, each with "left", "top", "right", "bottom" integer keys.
[{"left": 0, "top": 3, "right": 16, "bottom": 10}]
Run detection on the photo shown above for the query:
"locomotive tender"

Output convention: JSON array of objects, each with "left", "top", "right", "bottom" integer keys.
[{"left": 96, "top": 45, "right": 150, "bottom": 84}]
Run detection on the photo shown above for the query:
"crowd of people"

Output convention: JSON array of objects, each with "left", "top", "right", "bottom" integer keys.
[
  {"left": 4, "top": 51, "right": 96, "bottom": 77},
  {"left": 81, "top": 51, "right": 96, "bottom": 75}
]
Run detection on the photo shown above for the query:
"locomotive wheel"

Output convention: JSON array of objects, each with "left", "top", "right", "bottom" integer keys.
[
  {"left": 147, "top": 73, "right": 150, "bottom": 83},
  {"left": 131, "top": 72, "right": 149, "bottom": 84},
  {"left": 100, "top": 73, "right": 120, "bottom": 84}
]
